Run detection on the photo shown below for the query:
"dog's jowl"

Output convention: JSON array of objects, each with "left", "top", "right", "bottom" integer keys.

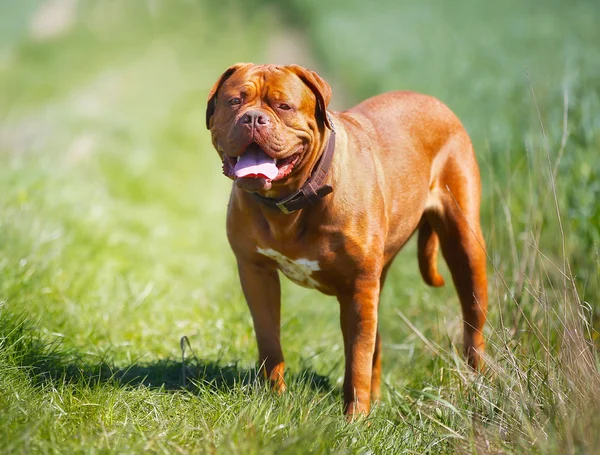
[{"left": 206, "top": 63, "right": 488, "bottom": 416}]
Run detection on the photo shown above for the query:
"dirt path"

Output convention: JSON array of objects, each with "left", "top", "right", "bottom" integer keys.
[{"left": 265, "top": 28, "right": 350, "bottom": 110}]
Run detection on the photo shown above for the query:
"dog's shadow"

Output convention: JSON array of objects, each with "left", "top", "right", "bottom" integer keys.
[
  {"left": 19, "top": 337, "right": 334, "bottom": 395},
  {"left": 114, "top": 357, "right": 334, "bottom": 394}
]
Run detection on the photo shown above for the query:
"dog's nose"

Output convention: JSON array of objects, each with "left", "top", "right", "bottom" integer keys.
[{"left": 241, "top": 110, "right": 270, "bottom": 127}]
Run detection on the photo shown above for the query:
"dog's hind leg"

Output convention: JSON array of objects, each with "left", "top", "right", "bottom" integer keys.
[{"left": 426, "top": 140, "right": 488, "bottom": 369}]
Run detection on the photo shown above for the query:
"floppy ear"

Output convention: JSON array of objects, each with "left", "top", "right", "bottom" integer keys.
[
  {"left": 287, "top": 65, "right": 333, "bottom": 130},
  {"left": 206, "top": 63, "right": 252, "bottom": 129}
]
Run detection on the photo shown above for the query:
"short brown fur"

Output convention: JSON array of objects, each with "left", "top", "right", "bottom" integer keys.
[{"left": 207, "top": 63, "right": 488, "bottom": 416}]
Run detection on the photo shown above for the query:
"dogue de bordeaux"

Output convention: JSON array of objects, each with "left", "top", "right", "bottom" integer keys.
[{"left": 206, "top": 63, "right": 488, "bottom": 416}]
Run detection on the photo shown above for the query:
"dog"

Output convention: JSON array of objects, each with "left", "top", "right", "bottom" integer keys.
[{"left": 206, "top": 63, "right": 488, "bottom": 416}]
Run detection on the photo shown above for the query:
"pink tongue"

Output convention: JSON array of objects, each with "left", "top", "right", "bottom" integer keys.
[{"left": 234, "top": 145, "right": 278, "bottom": 180}]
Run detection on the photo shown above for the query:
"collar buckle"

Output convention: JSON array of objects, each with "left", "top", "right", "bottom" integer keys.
[{"left": 275, "top": 200, "right": 292, "bottom": 214}]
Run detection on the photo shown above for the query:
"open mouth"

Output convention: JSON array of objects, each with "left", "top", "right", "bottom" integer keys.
[{"left": 223, "top": 143, "right": 301, "bottom": 182}]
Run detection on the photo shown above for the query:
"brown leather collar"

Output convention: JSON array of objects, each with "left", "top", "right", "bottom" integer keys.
[{"left": 252, "top": 122, "right": 336, "bottom": 214}]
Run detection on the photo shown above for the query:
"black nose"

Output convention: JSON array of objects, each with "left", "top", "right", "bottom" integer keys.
[{"left": 241, "top": 110, "right": 270, "bottom": 127}]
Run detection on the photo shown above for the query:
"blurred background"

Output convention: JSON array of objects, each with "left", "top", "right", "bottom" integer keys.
[{"left": 1, "top": 0, "right": 598, "bottom": 384}]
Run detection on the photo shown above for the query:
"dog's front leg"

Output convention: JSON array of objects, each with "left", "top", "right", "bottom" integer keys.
[
  {"left": 338, "top": 275, "right": 380, "bottom": 416},
  {"left": 237, "top": 260, "right": 286, "bottom": 393}
]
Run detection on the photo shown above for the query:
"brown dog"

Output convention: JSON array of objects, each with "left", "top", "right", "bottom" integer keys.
[{"left": 206, "top": 63, "right": 488, "bottom": 416}]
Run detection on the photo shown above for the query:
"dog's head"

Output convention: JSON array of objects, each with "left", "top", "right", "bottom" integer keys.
[{"left": 206, "top": 63, "right": 332, "bottom": 193}]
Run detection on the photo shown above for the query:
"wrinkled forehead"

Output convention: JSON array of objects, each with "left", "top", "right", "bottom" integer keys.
[{"left": 220, "top": 65, "right": 309, "bottom": 101}]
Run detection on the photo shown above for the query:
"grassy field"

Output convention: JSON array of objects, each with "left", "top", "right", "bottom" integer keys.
[{"left": 1, "top": 0, "right": 599, "bottom": 453}]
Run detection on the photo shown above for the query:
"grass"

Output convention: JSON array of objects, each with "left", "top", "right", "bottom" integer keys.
[{"left": 1, "top": 0, "right": 599, "bottom": 453}]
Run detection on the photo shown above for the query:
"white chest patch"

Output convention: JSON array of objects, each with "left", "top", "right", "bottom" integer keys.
[{"left": 257, "top": 247, "right": 320, "bottom": 289}]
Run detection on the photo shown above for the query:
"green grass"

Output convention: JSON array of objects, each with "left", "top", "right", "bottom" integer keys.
[{"left": 1, "top": 0, "right": 599, "bottom": 453}]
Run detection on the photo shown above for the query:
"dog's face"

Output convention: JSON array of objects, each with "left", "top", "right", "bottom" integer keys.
[{"left": 206, "top": 63, "right": 332, "bottom": 192}]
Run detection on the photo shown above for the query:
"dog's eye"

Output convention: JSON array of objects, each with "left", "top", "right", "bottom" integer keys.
[
  {"left": 278, "top": 103, "right": 292, "bottom": 111},
  {"left": 228, "top": 98, "right": 242, "bottom": 106}
]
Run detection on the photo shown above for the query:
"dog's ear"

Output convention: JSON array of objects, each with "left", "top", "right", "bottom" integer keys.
[
  {"left": 287, "top": 65, "right": 333, "bottom": 130},
  {"left": 206, "top": 63, "right": 252, "bottom": 129}
]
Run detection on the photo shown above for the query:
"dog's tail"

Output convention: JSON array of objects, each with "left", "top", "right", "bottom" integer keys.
[{"left": 417, "top": 219, "right": 445, "bottom": 287}]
